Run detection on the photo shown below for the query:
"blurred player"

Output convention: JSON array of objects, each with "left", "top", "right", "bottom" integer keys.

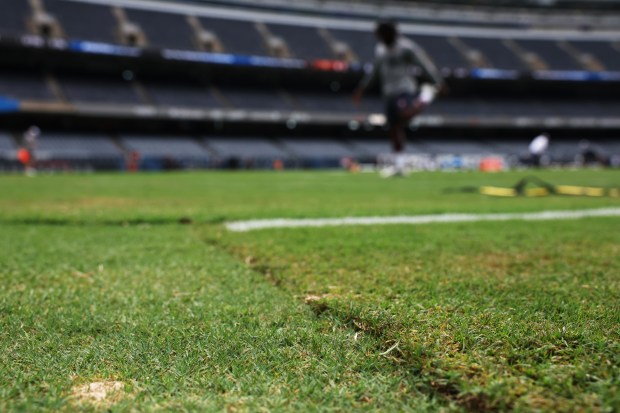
[
  {"left": 353, "top": 20, "right": 445, "bottom": 177},
  {"left": 18, "top": 125, "right": 40, "bottom": 176},
  {"left": 528, "top": 132, "right": 549, "bottom": 167}
]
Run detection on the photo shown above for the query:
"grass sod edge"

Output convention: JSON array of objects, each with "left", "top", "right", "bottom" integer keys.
[
  {"left": 207, "top": 218, "right": 620, "bottom": 412},
  {"left": 0, "top": 224, "right": 452, "bottom": 412}
]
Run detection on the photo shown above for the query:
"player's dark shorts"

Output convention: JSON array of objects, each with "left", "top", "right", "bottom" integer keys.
[{"left": 385, "top": 92, "right": 419, "bottom": 126}]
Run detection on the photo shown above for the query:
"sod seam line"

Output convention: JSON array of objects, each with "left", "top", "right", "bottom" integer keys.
[{"left": 225, "top": 207, "right": 620, "bottom": 232}]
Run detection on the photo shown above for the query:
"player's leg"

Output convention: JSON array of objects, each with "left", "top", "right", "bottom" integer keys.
[
  {"left": 399, "top": 100, "right": 426, "bottom": 122},
  {"left": 381, "top": 93, "right": 421, "bottom": 177},
  {"left": 388, "top": 85, "right": 438, "bottom": 176},
  {"left": 389, "top": 93, "right": 417, "bottom": 176},
  {"left": 399, "top": 84, "right": 437, "bottom": 122},
  {"left": 389, "top": 121, "right": 408, "bottom": 176},
  {"left": 381, "top": 95, "right": 408, "bottom": 177}
]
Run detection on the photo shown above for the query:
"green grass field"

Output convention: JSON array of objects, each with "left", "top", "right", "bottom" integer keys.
[{"left": 1, "top": 170, "right": 618, "bottom": 412}]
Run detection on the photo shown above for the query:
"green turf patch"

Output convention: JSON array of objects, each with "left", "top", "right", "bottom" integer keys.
[
  {"left": 212, "top": 219, "right": 620, "bottom": 411},
  {"left": 1, "top": 224, "right": 450, "bottom": 411},
  {"left": 1, "top": 170, "right": 619, "bottom": 411}
]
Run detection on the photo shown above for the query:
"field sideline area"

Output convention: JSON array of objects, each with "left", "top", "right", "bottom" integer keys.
[{"left": 1, "top": 170, "right": 618, "bottom": 412}]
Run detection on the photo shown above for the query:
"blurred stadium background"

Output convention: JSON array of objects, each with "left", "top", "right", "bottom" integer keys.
[{"left": 1, "top": 0, "right": 619, "bottom": 172}]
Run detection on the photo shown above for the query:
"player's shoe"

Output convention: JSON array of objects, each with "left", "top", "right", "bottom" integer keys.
[
  {"left": 380, "top": 166, "right": 407, "bottom": 178},
  {"left": 380, "top": 166, "right": 397, "bottom": 178}
]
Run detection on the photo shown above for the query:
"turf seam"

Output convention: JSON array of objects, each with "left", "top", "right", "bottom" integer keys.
[{"left": 206, "top": 232, "right": 498, "bottom": 412}]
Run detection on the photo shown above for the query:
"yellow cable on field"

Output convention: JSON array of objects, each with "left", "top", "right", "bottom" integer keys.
[
  {"left": 455, "top": 177, "right": 620, "bottom": 198},
  {"left": 479, "top": 187, "right": 517, "bottom": 197},
  {"left": 555, "top": 186, "right": 586, "bottom": 196},
  {"left": 525, "top": 187, "right": 550, "bottom": 197}
]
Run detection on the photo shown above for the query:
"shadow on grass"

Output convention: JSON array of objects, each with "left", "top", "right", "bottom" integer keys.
[{"left": 0, "top": 216, "right": 227, "bottom": 227}]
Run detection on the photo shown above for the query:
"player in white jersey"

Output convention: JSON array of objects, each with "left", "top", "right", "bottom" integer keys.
[
  {"left": 353, "top": 21, "right": 445, "bottom": 176},
  {"left": 527, "top": 133, "right": 549, "bottom": 167}
]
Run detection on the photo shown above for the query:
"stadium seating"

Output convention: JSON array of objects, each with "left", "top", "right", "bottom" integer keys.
[
  {"left": 4, "top": 65, "right": 620, "bottom": 119},
  {"left": 0, "top": 131, "right": 18, "bottom": 170},
  {"left": 391, "top": 0, "right": 619, "bottom": 10},
  {"left": 143, "top": 79, "right": 221, "bottom": 108},
  {"left": 571, "top": 41, "right": 620, "bottom": 71},
  {"left": 0, "top": 131, "right": 16, "bottom": 156},
  {"left": 44, "top": 0, "right": 118, "bottom": 44},
  {"left": 292, "top": 90, "right": 383, "bottom": 113},
  {"left": 328, "top": 29, "right": 376, "bottom": 63},
  {"left": 266, "top": 23, "right": 333, "bottom": 60},
  {"left": 412, "top": 35, "right": 470, "bottom": 70},
  {"left": 349, "top": 138, "right": 428, "bottom": 158},
  {"left": 57, "top": 73, "right": 144, "bottom": 105},
  {"left": 0, "top": 0, "right": 31, "bottom": 37},
  {"left": 279, "top": 138, "right": 357, "bottom": 167},
  {"left": 35, "top": 132, "right": 122, "bottom": 159},
  {"left": 121, "top": 134, "right": 209, "bottom": 157},
  {"left": 515, "top": 39, "right": 583, "bottom": 71},
  {"left": 121, "top": 135, "right": 211, "bottom": 169},
  {"left": 125, "top": 8, "right": 196, "bottom": 50},
  {"left": 1, "top": 0, "right": 617, "bottom": 74},
  {"left": 205, "top": 137, "right": 290, "bottom": 167},
  {"left": 418, "top": 138, "right": 497, "bottom": 155},
  {"left": 26, "top": 132, "right": 125, "bottom": 170},
  {"left": 221, "top": 87, "right": 293, "bottom": 111},
  {"left": 460, "top": 37, "right": 528, "bottom": 71},
  {"left": 198, "top": 16, "right": 266, "bottom": 56},
  {"left": 0, "top": 69, "right": 55, "bottom": 101}
]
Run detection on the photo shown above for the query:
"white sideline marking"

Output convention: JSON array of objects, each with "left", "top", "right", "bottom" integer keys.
[{"left": 226, "top": 208, "right": 620, "bottom": 232}]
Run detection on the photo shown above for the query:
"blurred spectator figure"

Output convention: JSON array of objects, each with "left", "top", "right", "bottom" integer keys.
[
  {"left": 273, "top": 159, "right": 284, "bottom": 171},
  {"left": 19, "top": 126, "right": 40, "bottom": 176},
  {"left": 528, "top": 132, "right": 549, "bottom": 167},
  {"left": 577, "top": 139, "right": 606, "bottom": 166},
  {"left": 127, "top": 150, "right": 140, "bottom": 172},
  {"left": 340, "top": 156, "right": 361, "bottom": 173},
  {"left": 353, "top": 20, "right": 445, "bottom": 177}
]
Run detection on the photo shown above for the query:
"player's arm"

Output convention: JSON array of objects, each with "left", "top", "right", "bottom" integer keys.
[
  {"left": 409, "top": 41, "right": 444, "bottom": 88},
  {"left": 353, "top": 58, "right": 380, "bottom": 104}
]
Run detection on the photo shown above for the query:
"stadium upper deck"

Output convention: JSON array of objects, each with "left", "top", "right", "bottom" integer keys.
[
  {"left": 184, "top": 0, "right": 620, "bottom": 29},
  {"left": 0, "top": 0, "right": 619, "bottom": 69}
]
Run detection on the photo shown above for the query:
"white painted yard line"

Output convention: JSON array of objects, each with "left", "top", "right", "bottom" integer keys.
[{"left": 226, "top": 207, "right": 620, "bottom": 232}]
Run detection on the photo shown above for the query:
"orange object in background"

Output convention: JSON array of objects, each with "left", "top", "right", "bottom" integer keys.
[
  {"left": 480, "top": 157, "right": 504, "bottom": 172},
  {"left": 17, "top": 148, "right": 31, "bottom": 165},
  {"left": 273, "top": 159, "right": 284, "bottom": 170}
]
